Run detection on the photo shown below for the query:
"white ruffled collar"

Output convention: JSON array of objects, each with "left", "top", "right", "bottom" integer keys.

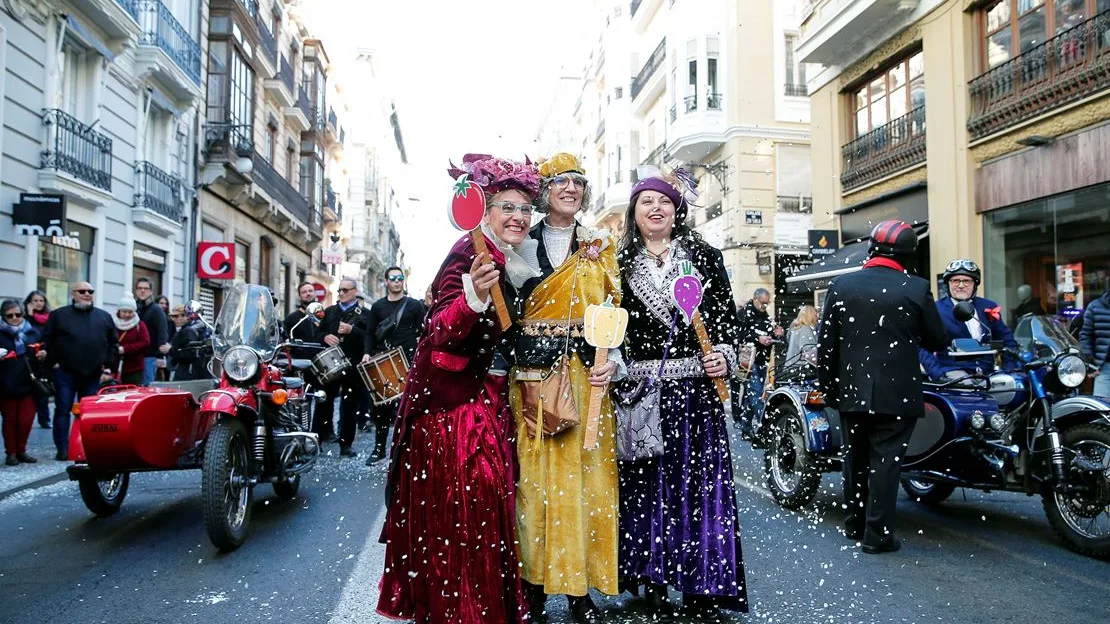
[{"left": 480, "top": 223, "right": 541, "bottom": 288}]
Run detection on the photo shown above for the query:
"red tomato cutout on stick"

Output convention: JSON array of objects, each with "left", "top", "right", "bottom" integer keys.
[{"left": 450, "top": 174, "right": 486, "bottom": 231}]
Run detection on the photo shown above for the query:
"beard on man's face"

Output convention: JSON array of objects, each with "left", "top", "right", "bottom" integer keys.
[{"left": 73, "top": 300, "right": 92, "bottom": 310}]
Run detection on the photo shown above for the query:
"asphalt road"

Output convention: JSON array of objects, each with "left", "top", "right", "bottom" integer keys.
[{"left": 0, "top": 426, "right": 1106, "bottom": 624}]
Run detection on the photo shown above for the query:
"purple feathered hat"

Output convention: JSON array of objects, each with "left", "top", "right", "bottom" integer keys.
[
  {"left": 447, "top": 153, "right": 541, "bottom": 198},
  {"left": 629, "top": 164, "right": 699, "bottom": 220}
]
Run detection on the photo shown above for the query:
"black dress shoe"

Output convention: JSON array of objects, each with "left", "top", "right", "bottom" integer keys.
[
  {"left": 5, "top": 454, "right": 17, "bottom": 466},
  {"left": 339, "top": 445, "right": 358, "bottom": 458},
  {"left": 365, "top": 447, "right": 387, "bottom": 466},
  {"left": 16, "top": 453, "right": 37, "bottom": 464},
  {"left": 55, "top": 451, "right": 68, "bottom": 461},
  {"left": 567, "top": 594, "right": 602, "bottom": 624},
  {"left": 862, "top": 539, "right": 901, "bottom": 555},
  {"left": 39, "top": 422, "right": 51, "bottom": 429}
]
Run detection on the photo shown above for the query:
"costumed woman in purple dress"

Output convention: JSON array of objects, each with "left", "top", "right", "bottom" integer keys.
[{"left": 615, "top": 168, "right": 749, "bottom": 620}]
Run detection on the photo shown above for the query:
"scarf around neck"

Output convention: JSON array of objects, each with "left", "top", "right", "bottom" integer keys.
[
  {"left": 480, "top": 222, "right": 541, "bottom": 288},
  {"left": 114, "top": 314, "right": 140, "bottom": 332},
  {"left": 0, "top": 319, "right": 32, "bottom": 355}
]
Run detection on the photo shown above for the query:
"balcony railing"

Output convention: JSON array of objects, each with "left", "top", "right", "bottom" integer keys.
[
  {"left": 684, "top": 94, "right": 697, "bottom": 113},
  {"left": 203, "top": 122, "right": 253, "bottom": 160},
  {"left": 252, "top": 151, "right": 311, "bottom": 227},
  {"left": 256, "top": 12, "right": 277, "bottom": 67},
  {"left": 840, "top": 105, "right": 926, "bottom": 191},
  {"left": 631, "top": 0, "right": 643, "bottom": 17},
  {"left": 777, "top": 195, "right": 814, "bottom": 213},
  {"left": 41, "top": 109, "right": 113, "bottom": 192},
  {"left": 139, "top": 0, "right": 202, "bottom": 84},
  {"left": 707, "top": 92, "right": 722, "bottom": 110},
  {"left": 297, "top": 88, "right": 313, "bottom": 121},
  {"left": 967, "top": 10, "right": 1110, "bottom": 140},
  {"left": 116, "top": 0, "right": 141, "bottom": 22},
  {"left": 631, "top": 38, "right": 666, "bottom": 100},
  {"left": 785, "top": 83, "right": 809, "bottom": 97},
  {"left": 669, "top": 104, "right": 676, "bottom": 122},
  {"left": 279, "top": 56, "right": 295, "bottom": 94},
  {"left": 642, "top": 142, "right": 667, "bottom": 166},
  {"left": 134, "top": 161, "right": 183, "bottom": 222},
  {"left": 596, "top": 119, "right": 605, "bottom": 141},
  {"left": 327, "top": 108, "right": 338, "bottom": 129}
]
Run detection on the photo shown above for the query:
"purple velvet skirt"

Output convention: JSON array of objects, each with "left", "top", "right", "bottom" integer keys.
[{"left": 618, "top": 377, "right": 749, "bottom": 612}]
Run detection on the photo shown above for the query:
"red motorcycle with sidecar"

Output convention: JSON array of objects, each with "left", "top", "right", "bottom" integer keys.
[{"left": 66, "top": 284, "right": 326, "bottom": 551}]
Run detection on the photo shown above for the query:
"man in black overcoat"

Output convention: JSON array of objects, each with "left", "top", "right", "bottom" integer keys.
[
  {"left": 315, "top": 279, "right": 370, "bottom": 457},
  {"left": 817, "top": 220, "right": 947, "bottom": 554}
]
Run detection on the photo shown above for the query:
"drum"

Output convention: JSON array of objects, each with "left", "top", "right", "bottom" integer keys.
[
  {"left": 358, "top": 348, "right": 410, "bottom": 405},
  {"left": 736, "top": 344, "right": 757, "bottom": 381},
  {"left": 311, "top": 346, "right": 350, "bottom": 385}
]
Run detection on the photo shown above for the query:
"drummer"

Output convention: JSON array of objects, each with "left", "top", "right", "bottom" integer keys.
[
  {"left": 360, "top": 267, "right": 427, "bottom": 465},
  {"left": 314, "top": 278, "right": 370, "bottom": 457}
]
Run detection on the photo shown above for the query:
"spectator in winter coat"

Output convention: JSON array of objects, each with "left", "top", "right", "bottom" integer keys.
[
  {"left": 0, "top": 299, "right": 48, "bottom": 465},
  {"left": 1080, "top": 291, "right": 1110, "bottom": 397},
  {"left": 23, "top": 290, "right": 52, "bottom": 428},
  {"left": 42, "top": 281, "right": 117, "bottom": 460},
  {"left": 113, "top": 294, "right": 151, "bottom": 385},
  {"left": 156, "top": 295, "right": 174, "bottom": 381},
  {"left": 169, "top": 306, "right": 209, "bottom": 381},
  {"left": 134, "top": 278, "right": 169, "bottom": 386},
  {"left": 733, "top": 288, "right": 784, "bottom": 439}
]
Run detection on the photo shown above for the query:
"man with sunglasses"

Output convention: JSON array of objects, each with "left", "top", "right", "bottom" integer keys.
[
  {"left": 359, "top": 266, "right": 426, "bottom": 464},
  {"left": 919, "top": 259, "right": 1018, "bottom": 381},
  {"left": 41, "top": 282, "right": 117, "bottom": 460},
  {"left": 314, "top": 279, "right": 370, "bottom": 457}
]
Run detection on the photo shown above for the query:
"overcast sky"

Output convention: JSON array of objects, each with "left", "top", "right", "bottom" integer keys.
[{"left": 300, "top": 0, "right": 595, "bottom": 291}]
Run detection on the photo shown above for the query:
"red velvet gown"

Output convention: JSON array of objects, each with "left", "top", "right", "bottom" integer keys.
[{"left": 377, "top": 233, "right": 525, "bottom": 624}]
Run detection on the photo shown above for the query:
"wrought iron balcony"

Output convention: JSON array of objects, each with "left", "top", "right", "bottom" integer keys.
[
  {"left": 256, "top": 11, "right": 277, "bottom": 68},
  {"left": 138, "top": 0, "right": 201, "bottom": 84},
  {"left": 116, "top": 0, "right": 141, "bottom": 21},
  {"left": 669, "top": 104, "right": 676, "bottom": 122},
  {"left": 252, "top": 151, "right": 312, "bottom": 228},
  {"left": 642, "top": 142, "right": 668, "bottom": 166},
  {"left": 134, "top": 161, "right": 183, "bottom": 222},
  {"left": 777, "top": 195, "right": 814, "bottom": 213},
  {"left": 328, "top": 108, "right": 337, "bottom": 129},
  {"left": 631, "top": 38, "right": 666, "bottom": 100},
  {"left": 41, "top": 109, "right": 113, "bottom": 192},
  {"left": 784, "top": 83, "right": 808, "bottom": 97},
  {"left": 279, "top": 56, "right": 296, "bottom": 94},
  {"left": 684, "top": 94, "right": 697, "bottom": 113},
  {"left": 706, "top": 92, "right": 722, "bottom": 110},
  {"left": 840, "top": 105, "right": 926, "bottom": 191},
  {"left": 203, "top": 122, "right": 253, "bottom": 160},
  {"left": 968, "top": 10, "right": 1110, "bottom": 141}
]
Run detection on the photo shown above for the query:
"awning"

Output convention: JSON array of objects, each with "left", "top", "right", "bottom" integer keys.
[
  {"left": 785, "top": 224, "right": 928, "bottom": 294},
  {"left": 66, "top": 16, "right": 116, "bottom": 62}
]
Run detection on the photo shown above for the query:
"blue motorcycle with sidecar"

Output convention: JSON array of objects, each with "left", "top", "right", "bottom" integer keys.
[{"left": 759, "top": 308, "right": 1110, "bottom": 559}]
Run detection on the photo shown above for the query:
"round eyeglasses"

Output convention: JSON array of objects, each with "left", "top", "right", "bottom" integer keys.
[{"left": 490, "top": 201, "right": 535, "bottom": 217}]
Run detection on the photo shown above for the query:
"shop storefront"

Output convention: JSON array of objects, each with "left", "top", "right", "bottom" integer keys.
[
  {"left": 132, "top": 243, "right": 168, "bottom": 297},
  {"left": 37, "top": 222, "right": 94, "bottom": 308},
  {"left": 983, "top": 182, "right": 1110, "bottom": 327}
]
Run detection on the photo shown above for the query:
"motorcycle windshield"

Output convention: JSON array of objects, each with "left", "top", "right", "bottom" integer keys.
[
  {"left": 214, "top": 284, "right": 280, "bottom": 360},
  {"left": 1013, "top": 315, "right": 1079, "bottom": 360}
]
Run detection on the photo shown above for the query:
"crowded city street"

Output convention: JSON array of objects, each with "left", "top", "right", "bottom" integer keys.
[{"left": 0, "top": 421, "right": 1106, "bottom": 624}]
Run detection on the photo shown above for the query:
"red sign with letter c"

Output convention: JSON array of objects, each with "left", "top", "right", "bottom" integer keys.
[{"left": 197, "top": 242, "right": 234, "bottom": 279}]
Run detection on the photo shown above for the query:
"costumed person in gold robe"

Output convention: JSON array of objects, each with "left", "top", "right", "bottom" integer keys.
[{"left": 511, "top": 153, "right": 624, "bottom": 624}]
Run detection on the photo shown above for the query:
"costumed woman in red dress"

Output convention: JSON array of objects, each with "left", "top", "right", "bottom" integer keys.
[{"left": 377, "top": 154, "right": 542, "bottom": 624}]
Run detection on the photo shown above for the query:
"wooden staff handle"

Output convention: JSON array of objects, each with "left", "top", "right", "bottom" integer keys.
[
  {"left": 583, "top": 347, "right": 607, "bottom": 450},
  {"left": 470, "top": 229, "right": 512, "bottom": 331},
  {"left": 692, "top": 310, "right": 730, "bottom": 405}
]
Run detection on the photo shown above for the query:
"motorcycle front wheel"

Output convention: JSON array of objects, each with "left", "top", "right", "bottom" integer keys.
[
  {"left": 202, "top": 419, "right": 253, "bottom": 552},
  {"left": 77, "top": 472, "right": 129, "bottom": 517},
  {"left": 901, "top": 478, "right": 956, "bottom": 505},
  {"left": 1042, "top": 422, "right": 1110, "bottom": 560},
  {"left": 763, "top": 407, "right": 822, "bottom": 510}
]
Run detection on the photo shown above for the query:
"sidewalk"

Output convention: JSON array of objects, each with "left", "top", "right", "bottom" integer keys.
[{"left": 0, "top": 425, "right": 68, "bottom": 500}]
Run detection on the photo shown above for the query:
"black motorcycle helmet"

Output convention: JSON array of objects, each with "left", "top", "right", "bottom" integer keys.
[
  {"left": 868, "top": 220, "right": 918, "bottom": 258},
  {"left": 942, "top": 258, "right": 981, "bottom": 287}
]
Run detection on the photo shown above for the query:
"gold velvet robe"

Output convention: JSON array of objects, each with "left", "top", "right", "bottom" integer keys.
[{"left": 510, "top": 237, "right": 621, "bottom": 597}]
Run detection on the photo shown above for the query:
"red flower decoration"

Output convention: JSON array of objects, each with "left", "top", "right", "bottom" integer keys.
[{"left": 985, "top": 306, "right": 1002, "bottom": 322}]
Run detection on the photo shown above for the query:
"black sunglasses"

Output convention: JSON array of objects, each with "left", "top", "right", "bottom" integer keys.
[
  {"left": 4, "top": 312, "right": 23, "bottom": 319},
  {"left": 337, "top": 287, "right": 355, "bottom": 293},
  {"left": 73, "top": 289, "right": 94, "bottom": 295}
]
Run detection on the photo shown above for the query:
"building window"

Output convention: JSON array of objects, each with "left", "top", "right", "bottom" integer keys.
[
  {"left": 299, "top": 155, "right": 312, "bottom": 200},
  {"left": 686, "top": 39, "right": 697, "bottom": 112},
  {"left": 38, "top": 222, "right": 94, "bottom": 308},
  {"left": 259, "top": 236, "right": 273, "bottom": 287},
  {"left": 235, "top": 240, "right": 251, "bottom": 283},
  {"left": 263, "top": 127, "right": 276, "bottom": 163},
  {"left": 980, "top": 0, "right": 1106, "bottom": 69},
  {"left": 229, "top": 50, "right": 254, "bottom": 130},
  {"left": 615, "top": 86, "right": 623, "bottom": 99},
  {"left": 852, "top": 50, "right": 924, "bottom": 137},
  {"left": 286, "top": 145, "right": 296, "bottom": 182},
  {"left": 56, "top": 44, "right": 94, "bottom": 121},
  {"left": 785, "top": 33, "right": 807, "bottom": 96},
  {"left": 707, "top": 36, "right": 720, "bottom": 108}
]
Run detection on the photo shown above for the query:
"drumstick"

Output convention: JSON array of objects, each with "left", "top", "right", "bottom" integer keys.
[
  {"left": 583, "top": 347, "right": 607, "bottom": 450},
  {"left": 470, "top": 229, "right": 511, "bottom": 331},
  {"left": 692, "top": 310, "right": 730, "bottom": 404}
]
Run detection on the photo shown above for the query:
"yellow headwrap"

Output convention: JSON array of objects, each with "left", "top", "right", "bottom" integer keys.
[{"left": 536, "top": 152, "right": 585, "bottom": 179}]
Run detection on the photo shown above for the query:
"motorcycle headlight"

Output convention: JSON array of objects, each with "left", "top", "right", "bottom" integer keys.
[
  {"left": 223, "top": 346, "right": 260, "bottom": 383},
  {"left": 970, "top": 411, "right": 985, "bottom": 429},
  {"left": 1056, "top": 355, "right": 1086, "bottom": 389}
]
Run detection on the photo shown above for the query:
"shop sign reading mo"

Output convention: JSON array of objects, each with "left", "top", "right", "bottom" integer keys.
[{"left": 10, "top": 193, "right": 81, "bottom": 248}]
